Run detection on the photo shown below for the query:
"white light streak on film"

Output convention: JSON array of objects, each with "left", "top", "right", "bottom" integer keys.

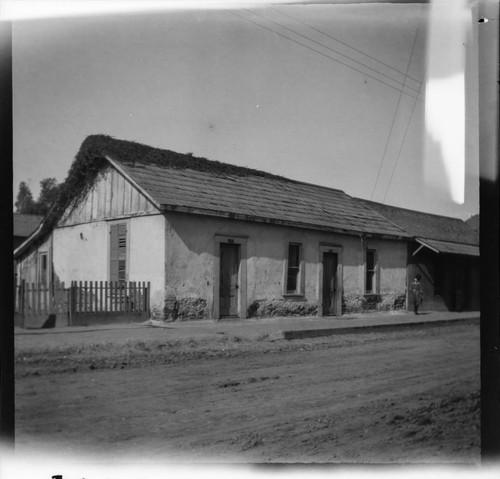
[{"left": 425, "top": 0, "right": 468, "bottom": 204}]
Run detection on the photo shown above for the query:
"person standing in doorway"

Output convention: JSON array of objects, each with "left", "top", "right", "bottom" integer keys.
[{"left": 410, "top": 274, "right": 423, "bottom": 315}]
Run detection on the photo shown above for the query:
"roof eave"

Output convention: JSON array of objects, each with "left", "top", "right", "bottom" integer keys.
[
  {"left": 414, "top": 239, "right": 440, "bottom": 255},
  {"left": 414, "top": 237, "right": 480, "bottom": 257},
  {"left": 159, "top": 203, "right": 409, "bottom": 240}
]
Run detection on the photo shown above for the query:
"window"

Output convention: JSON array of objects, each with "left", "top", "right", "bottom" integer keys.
[
  {"left": 38, "top": 252, "right": 48, "bottom": 284},
  {"left": 110, "top": 223, "right": 127, "bottom": 282},
  {"left": 365, "top": 249, "right": 376, "bottom": 294},
  {"left": 286, "top": 243, "right": 302, "bottom": 294}
]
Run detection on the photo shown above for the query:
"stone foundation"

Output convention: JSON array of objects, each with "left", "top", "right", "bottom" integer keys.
[
  {"left": 175, "top": 297, "right": 208, "bottom": 320},
  {"left": 342, "top": 292, "right": 406, "bottom": 314},
  {"left": 152, "top": 292, "right": 406, "bottom": 321},
  {"left": 151, "top": 295, "right": 208, "bottom": 321},
  {"left": 247, "top": 299, "right": 318, "bottom": 318}
]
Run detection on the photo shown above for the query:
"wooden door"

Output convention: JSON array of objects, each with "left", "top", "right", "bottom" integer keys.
[
  {"left": 322, "top": 252, "right": 338, "bottom": 316},
  {"left": 220, "top": 243, "right": 240, "bottom": 317}
]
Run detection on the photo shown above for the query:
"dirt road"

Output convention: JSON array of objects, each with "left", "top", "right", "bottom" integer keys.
[{"left": 15, "top": 322, "right": 480, "bottom": 464}]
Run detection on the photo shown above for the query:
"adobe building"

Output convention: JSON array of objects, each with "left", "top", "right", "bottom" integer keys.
[{"left": 15, "top": 136, "right": 478, "bottom": 321}]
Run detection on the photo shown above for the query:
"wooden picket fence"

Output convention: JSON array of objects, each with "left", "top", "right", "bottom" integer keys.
[
  {"left": 15, "top": 280, "right": 151, "bottom": 327},
  {"left": 16, "top": 280, "right": 69, "bottom": 318},
  {"left": 69, "top": 281, "right": 150, "bottom": 315}
]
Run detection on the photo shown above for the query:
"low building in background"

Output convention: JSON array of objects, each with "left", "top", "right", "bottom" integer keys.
[{"left": 13, "top": 214, "right": 43, "bottom": 250}]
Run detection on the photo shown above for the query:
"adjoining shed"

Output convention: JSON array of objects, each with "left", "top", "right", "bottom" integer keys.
[{"left": 359, "top": 201, "right": 480, "bottom": 312}]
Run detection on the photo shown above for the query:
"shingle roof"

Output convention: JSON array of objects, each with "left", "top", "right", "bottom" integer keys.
[
  {"left": 359, "top": 200, "right": 479, "bottom": 246},
  {"left": 91, "top": 136, "right": 409, "bottom": 238},
  {"left": 13, "top": 214, "right": 43, "bottom": 238},
  {"left": 15, "top": 136, "right": 411, "bottom": 260}
]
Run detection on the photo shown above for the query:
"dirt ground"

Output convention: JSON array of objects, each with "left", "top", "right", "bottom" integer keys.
[{"left": 15, "top": 322, "right": 480, "bottom": 464}]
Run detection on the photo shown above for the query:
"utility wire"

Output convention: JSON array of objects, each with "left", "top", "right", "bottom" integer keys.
[
  {"left": 246, "top": 8, "right": 421, "bottom": 95},
  {"left": 370, "top": 7, "right": 423, "bottom": 200},
  {"left": 369, "top": 93, "right": 407, "bottom": 200},
  {"left": 270, "top": 6, "right": 423, "bottom": 90},
  {"left": 225, "top": 9, "right": 421, "bottom": 101},
  {"left": 382, "top": 70, "right": 426, "bottom": 203}
]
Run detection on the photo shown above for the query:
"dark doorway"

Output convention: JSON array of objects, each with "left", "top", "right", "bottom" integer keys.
[
  {"left": 322, "top": 252, "right": 338, "bottom": 316},
  {"left": 220, "top": 243, "right": 240, "bottom": 317}
]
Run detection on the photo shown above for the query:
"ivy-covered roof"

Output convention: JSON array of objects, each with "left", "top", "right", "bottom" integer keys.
[{"left": 94, "top": 136, "right": 409, "bottom": 238}]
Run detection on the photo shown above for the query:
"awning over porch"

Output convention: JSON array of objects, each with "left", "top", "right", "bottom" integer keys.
[{"left": 413, "top": 238, "right": 479, "bottom": 257}]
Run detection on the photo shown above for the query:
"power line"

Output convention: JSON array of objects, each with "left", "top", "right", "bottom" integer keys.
[
  {"left": 270, "top": 6, "right": 423, "bottom": 90},
  {"left": 370, "top": 5, "right": 423, "bottom": 200},
  {"left": 225, "top": 9, "right": 421, "bottom": 101},
  {"left": 382, "top": 70, "right": 426, "bottom": 203},
  {"left": 246, "top": 8, "right": 422, "bottom": 96},
  {"left": 369, "top": 95, "right": 407, "bottom": 200}
]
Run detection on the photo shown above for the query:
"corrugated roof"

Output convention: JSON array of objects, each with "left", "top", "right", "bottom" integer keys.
[
  {"left": 358, "top": 199, "right": 478, "bottom": 246},
  {"left": 104, "top": 142, "right": 409, "bottom": 238},
  {"left": 416, "top": 238, "right": 479, "bottom": 257},
  {"left": 13, "top": 214, "right": 43, "bottom": 238}
]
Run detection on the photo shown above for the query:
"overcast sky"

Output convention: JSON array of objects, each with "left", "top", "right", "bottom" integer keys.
[{"left": 11, "top": 1, "right": 479, "bottom": 219}]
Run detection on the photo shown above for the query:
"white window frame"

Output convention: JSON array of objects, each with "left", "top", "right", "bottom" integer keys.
[
  {"left": 365, "top": 248, "right": 378, "bottom": 294},
  {"left": 283, "top": 242, "right": 305, "bottom": 296}
]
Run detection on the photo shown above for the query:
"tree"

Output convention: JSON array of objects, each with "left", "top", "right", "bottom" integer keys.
[
  {"left": 36, "top": 177, "right": 61, "bottom": 215},
  {"left": 14, "top": 178, "right": 61, "bottom": 215},
  {"left": 15, "top": 182, "right": 37, "bottom": 214}
]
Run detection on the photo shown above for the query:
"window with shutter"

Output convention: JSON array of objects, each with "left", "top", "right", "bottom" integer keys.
[{"left": 110, "top": 223, "right": 127, "bottom": 282}]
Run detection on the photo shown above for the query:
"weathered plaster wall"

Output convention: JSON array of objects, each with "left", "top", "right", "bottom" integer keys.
[
  {"left": 359, "top": 237, "right": 408, "bottom": 311},
  {"left": 164, "top": 212, "right": 408, "bottom": 319},
  {"left": 128, "top": 215, "right": 166, "bottom": 317}
]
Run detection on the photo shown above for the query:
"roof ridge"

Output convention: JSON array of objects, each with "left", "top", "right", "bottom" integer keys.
[
  {"left": 87, "top": 134, "right": 352, "bottom": 195},
  {"left": 359, "top": 198, "right": 471, "bottom": 223}
]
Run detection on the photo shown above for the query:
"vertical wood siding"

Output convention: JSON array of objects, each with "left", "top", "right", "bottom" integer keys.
[{"left": 58, "top": 166, "right": 157, "bottom": 226}]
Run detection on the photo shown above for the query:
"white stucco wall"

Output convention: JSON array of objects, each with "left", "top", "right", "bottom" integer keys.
[
  {"left": 52, "top": 222, "right": 108, "bottom": 282},
  {"left": 127, "top": 214, "right": 166, "bottom": 314},
  {"left": 164, "top": 212, "right": 408, "bottom": 318},
  {"left": 52, "top": 214, "right": 166, "bottom": 314}
]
